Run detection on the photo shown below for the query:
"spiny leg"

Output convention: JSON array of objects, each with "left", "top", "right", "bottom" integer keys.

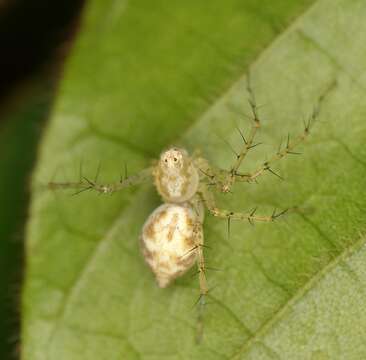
[
  {"left": 194, "top": 227, "right": 208, "bottom": 343},
  {"left": 221, "top": 72, "right": 261, "bottom": 192},
  {"left": 205, "top": 79, "right": 337, "bottom": 187},
  {"left": 184, "top": 198, "right": 209, "bottom": 343},
  {"left": 198, "top": 183, "right": 287, "bottom": 225},
  {"left": 235, "top": 80, "right": 337, "bottom": 184},
  {"left": 48, "top": 166, "right": 154, "bottom": 195},
  {"left": 193, "top": 74, "right": 261, "bottom": 191}
]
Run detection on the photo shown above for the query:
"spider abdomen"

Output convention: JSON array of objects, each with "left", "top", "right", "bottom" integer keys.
[{"left": 140, "top": 202, "right": 203, "bottom": 288}]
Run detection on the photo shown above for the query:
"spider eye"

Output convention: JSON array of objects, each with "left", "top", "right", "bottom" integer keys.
[
  {"left": 174, "top": 158, "right": 178, "bottom": 162},
  {"left": 164, "top": 159, "right": 168, "bottom": 163}
]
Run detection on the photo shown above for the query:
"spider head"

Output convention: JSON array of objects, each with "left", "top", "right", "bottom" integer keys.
[
  {"left": 156, "top": 147, "right": 199, "bottom": 202},
  {"left": 159, "top": 147, "right": 188, "bottom": 173}
]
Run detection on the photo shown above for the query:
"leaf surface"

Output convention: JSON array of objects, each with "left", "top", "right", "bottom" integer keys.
[{"left": 23, "top": 0, "right": 366, "bottom": 359}]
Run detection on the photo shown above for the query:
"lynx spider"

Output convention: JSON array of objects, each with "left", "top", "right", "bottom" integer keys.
[{"left": 49, "top": 75, "right": 334, "bottom": 340}]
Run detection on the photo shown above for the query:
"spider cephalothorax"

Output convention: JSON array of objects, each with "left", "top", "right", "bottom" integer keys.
[{"left": 154, "top": 147, "right": 199, "bottom": 203}]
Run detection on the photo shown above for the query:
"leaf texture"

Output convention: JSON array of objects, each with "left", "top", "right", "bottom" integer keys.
[{"left": 23, "top": 0, "right": 366, "bottom": 359}]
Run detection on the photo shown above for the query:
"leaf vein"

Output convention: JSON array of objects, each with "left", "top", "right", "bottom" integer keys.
[{"left": 229, "top": 235, "right": 366, "bottom": 359}]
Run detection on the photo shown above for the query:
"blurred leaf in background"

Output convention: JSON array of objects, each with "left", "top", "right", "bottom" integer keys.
[
  {"left": 0, "top": 83, "right": 52, "bottom": 359},
  {"left": 0, "top": 1, "right": 85, "bottom": 359},
  {"left": 22, "top": 0, "right": 366, "bottom": 359}
]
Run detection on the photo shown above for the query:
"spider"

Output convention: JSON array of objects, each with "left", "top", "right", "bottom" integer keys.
[{"left": 48, "top": 76, "right": 335, "bottom": 341}]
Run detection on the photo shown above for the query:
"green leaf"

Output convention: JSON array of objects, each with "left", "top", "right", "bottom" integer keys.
[
  {"left": 0, "top": 82, "right": 53, "bottom": 358},
  {"left": 23, "top": 0, "right": 366, "bottom": 359}
]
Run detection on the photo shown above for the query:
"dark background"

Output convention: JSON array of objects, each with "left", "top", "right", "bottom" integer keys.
[{"left": 0, "top": 1, "right": 85, "bottom": 358}]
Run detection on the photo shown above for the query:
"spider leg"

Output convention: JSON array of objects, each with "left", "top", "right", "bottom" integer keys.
[
  {"left": 48, "top": 166, "right": 154, "bottom": 195},
  {"left": 194, "top": 221, "right": 208, "bottom": 343},
  {"left": 236, "top": 80, "right": 337, "bottom": 184},
  {"left": 198, "top": 184, "right": 287, "bottom": 225},
  {"left": 202, "top": 79, "right": 337, "bottom": 189},
  {"left": 221, "top": 72, "right": 261, "bottom": 192}
]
